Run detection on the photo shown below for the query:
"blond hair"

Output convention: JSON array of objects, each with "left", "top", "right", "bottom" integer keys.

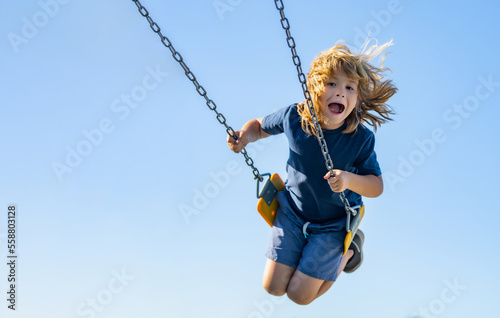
[{"left": 297, "top": 40, "right": 397, "bottom": 135}]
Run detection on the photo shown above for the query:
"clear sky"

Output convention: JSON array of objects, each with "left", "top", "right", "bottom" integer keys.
[{"left": 1, "top": 0, "right": 499, "bottom": 317}]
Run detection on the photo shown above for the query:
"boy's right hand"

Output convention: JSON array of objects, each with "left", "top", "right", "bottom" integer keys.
[{"left": 227, "top": 130, "right": 248, "bottom": 153}]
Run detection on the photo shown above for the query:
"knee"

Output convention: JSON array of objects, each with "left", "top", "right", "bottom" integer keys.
[
  {"left": 286, "top": 290, "right": 315, "bottom": 306},
  {"left": 263, "top": 282, "right": 286, "bottom": 297}
]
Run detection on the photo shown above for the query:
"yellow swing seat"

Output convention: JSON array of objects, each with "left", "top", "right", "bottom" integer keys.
[
  {"left": 256, "top": 173, "right": 286, "bottom": 227},
  {"left": 343, "top": 205, "right": 365, "bottom": 256}
]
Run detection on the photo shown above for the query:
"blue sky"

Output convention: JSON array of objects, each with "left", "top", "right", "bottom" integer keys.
[{"left": 1, "top": 0, "right": 500, "bottom": 317}]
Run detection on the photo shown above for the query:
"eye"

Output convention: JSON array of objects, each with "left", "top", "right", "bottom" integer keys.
[
  {"left": 327, "top": 82, "right": 336, "bottom": 87},
  {"left": 347, "top": 86, "right": 354, "bottom": 91}
]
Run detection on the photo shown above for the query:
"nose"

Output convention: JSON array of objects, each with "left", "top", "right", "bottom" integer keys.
[{"left": 333, "top": 85, "right": 346, "bottom": 98}]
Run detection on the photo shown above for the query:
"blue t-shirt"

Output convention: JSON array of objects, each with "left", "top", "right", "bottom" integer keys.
[{"left": 261, "top": 104, "right": 381, "bottom": 226}]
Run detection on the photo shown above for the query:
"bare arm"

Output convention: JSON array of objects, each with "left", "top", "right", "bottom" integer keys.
[
  {"left": 227, "top": 118, "right": 271, "bottom": 153},
  {"left": 324, "top": 171, "right": 384, "bottom": 198}
]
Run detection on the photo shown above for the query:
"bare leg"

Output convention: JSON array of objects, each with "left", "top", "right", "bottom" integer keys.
[
  {"left": 262, "top": 259, "right": 296, "bottom": 296},
  {"left": 286, "top": 270, "right": 327, "bottom": 305},
  {"left": 263, "top": 250, "right": 354, "bottom": 305},
  {"left": 337, "top": 249, "right": 354, "bottom": 277}
]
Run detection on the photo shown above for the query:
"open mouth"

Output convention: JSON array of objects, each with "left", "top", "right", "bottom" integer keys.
[{"left": 328, "top": 102, "right": 345, "bottom": 114}]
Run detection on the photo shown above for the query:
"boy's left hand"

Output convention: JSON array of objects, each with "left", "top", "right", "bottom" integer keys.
[{"left": 324, "top": 170, "right": 351, "bottom": 193}]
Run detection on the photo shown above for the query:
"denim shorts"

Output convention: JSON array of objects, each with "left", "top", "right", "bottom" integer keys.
[{"left": 265, "top": 192, "right": 347, "bottom": 282}]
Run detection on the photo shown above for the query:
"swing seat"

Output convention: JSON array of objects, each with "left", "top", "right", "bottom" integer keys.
[
  {"left": 256, "top": 173, "right": 285, "bottom": 226},
  {"left": 343, "top": 205, "right": 365, "bottom": 256}
]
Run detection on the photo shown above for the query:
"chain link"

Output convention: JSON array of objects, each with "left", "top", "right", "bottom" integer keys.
[
  {"left": 274, "top": 0, "right": 353, "bottom": 213},
  {"left": 132, "top": 0, "right": 263, "bottom": 181}
]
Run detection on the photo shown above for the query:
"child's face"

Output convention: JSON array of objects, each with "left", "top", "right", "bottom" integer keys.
[{"left": 319, "top": 69, "right": 359, "bottom": 130}]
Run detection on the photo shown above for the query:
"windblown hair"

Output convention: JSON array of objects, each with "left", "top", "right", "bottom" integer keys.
[{"left": 297, "top": 40, "right": 397, "bottom": 135}]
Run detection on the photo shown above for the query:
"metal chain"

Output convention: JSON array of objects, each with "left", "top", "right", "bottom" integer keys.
[
  {"left": 274, "top": 0, "right": 354, "bottom": 214},
  {"left": 132, "top": 0, "right": 263, "bottom": 181}
]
